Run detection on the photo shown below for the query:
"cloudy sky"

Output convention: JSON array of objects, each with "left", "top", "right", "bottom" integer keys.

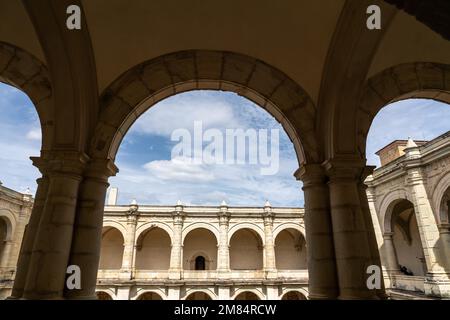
[{"left": 1, "top": 83, "right": 449, "bottom": 207}]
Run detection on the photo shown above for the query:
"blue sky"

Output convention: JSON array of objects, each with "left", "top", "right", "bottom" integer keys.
[{"left": 0, "top": 83, "right": 449, "bottom": 207}]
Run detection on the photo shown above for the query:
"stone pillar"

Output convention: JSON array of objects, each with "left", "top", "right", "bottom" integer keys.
[
  {"left": 65, "top": 159, "right": 118, "bottom": 299},
  {"left": 116, "top": 285, "right": 131, "bottom": 300},
  {"left": 169, "top": 202, "right": 184, "bottom": 280},
  {"left": 23, "top": 152, "right": 88, "bottom": 299},
  {"left": 266, "top": 285, "right": 279, "bottom": 300},
  {"left": 324, "top": 158, "right": 379, "bottom": 299},
  {"left": 10, "top": 157, "right": 49, "bottom": 299},
  {"left": 381, "top": 232, "right": 400, "bottom": 274},
  {"left": 217, "top": 285, "right": 231, "bottom": 300},
  {"left": 120, "top": 201, "right": 139, "bottom": 280},
  {"left": 167, "top": 286, "right": 181, "bottom": 300},
  {"left": 294, "top": 164, "right": 338, "bottom": 299},
  {"left": 263, "top": 202, "right": 276, "bottom": 277},
  {"left": 0, "top": 240, "right": 14, "bottom": 269},
  {"left": 358, "top": 168, "right": 387, "bottom": 299},
  {"left": 217, "top": 202, "right": 230, "bottom": 274}
]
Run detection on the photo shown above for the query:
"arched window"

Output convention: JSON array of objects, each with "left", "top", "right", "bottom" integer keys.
[{"left": 195, "top": 256, "right": 206, "bottom": 270}]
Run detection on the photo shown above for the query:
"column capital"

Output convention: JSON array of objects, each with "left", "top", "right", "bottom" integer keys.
[
  {"left": 322, "top": 156, "right": 370, "bottom": 183},
  {"left": 294, "top": 163, "right": 326, "bottom": 186},
  {"left": 172, "top": 208, "right": 185, "bottom": 224},
  {"left": 84, "top": 158, "right": 119, "bottom": 181},
  {"left": 32, "top": 150, "right": 90, "bottom": 177}
]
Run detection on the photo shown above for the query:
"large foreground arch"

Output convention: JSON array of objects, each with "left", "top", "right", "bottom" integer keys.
[{"left": 89, "top": 50, "right": 320, "bottom": 166}]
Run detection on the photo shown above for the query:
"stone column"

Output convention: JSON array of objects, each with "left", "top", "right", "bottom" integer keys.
[
  {"left": 381, "top": 232, "right": 400, "bottom": 274},
  {"left": 65, "top": 159, "right": 118, "bottom": 299},
  {"left": 294, "top": 164, "right": 338, "bottom": 299},
  {"left": 324, "top": 158, "right": 379, "bottom": 299},
  {"left": 10, "top": 157, "right": 49, "bottom": 299},
  {"left": 23, "top": 152, "right": 88, "bottom": 299},
  {"left": 263, "top": 202, "right": 276, "bottom": 277},
  {"left": 167, "top": 285, "right": 181, "bottom": 300},
  {"left": 169, "top": 202, "right": 184, "bottom": 280},
  {"left": 358, "top": 168, "right": 387, "bottom": 299},
  {"left": 0, "top": 240, "right": 14, "bottom": 269},
  {"left": 217, "top": 202, "right": 230, "bottom": 274},
  {"left": 217, "top": 285, "right": 231, "bottom": 300},
  {"left": 120, "top": 201, "right": 139, "bottom": 280}
]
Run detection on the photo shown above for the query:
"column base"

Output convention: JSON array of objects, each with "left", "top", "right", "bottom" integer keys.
[{"left": 424, "top": 272, "right": 450, "bottom": 298}]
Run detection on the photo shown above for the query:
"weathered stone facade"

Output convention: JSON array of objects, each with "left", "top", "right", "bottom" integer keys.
[
  {"left": 367, "top": 131, "right": 450, "bottom": 298},
  {"left": 0, "top": 184, "right": 33, "bottom": 299}
]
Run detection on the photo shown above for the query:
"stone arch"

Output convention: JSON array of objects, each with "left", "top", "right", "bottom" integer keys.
[
  {"left": 135, "top": 291, "right": 165, "bottom": 300},
  {"left": 182, "top": 227, "right": 218, "bottom": 270},
  {"left": 227, "top": 223, "right": 265, "bottom": 246},
  {"left": 135, "top": 225, "right": 172, "bottom": 270},
  {"left": 378, "top": 189, "right": 411, "bottom": 234},
  {"left": 135, "top": 222, "right": 174, "bottom": 246},
  {"left": 95, "top": 288, "right": 117, "bottom": 300},
  {"left": 355, "top": 62, "right": 450, "bottom": 157},
  {"left": 182, "top": 223, "right": 219, "bottom": 245},
  {"left": 272, "top": 223, "right": 306, "bottom": 241},
  {"left": 89, "top": 50, "right": 320, "bottom": 166},
  {"left": 99, "top": 226, "right": 125, "bottom": 270},
  {"left": 183, "top": 289, "right": 216, "bottom": 300},
  {"left": 0, "top": 209, "right": 17, "bottom": 241},
  {"left": 280, "top": 289, "right": 308, "bottom": 300},
  {"left": 102, "top": 220, "right": 127, "bottom": 240},
  {"left": 0, "top": 41, "right": 53, "bottom": 151},
  {"left": 432, "top": 171, "right": 450, "bottom": 224},
  {"left": 95, "top": 290, "right": 114, "bottom": 300},
  {"left": 133, "top": 288, "right": 167, "bottom": 300},
  {"left": 273, "top": 227, "right": 307, "bottom": 270},
  {"left": 232, "top": 289, "right": 265, "bottom": 300}
]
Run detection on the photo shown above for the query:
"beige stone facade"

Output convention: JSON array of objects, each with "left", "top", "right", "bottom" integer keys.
[
  {"left": 367, "top": 132, "right": 450, "bottom": 298},
  {"left": 0, "top": 184, "right": 33, "bottom": 299},
  {"left": 95, "top": 201, "right": 308, "bottom": 300}
]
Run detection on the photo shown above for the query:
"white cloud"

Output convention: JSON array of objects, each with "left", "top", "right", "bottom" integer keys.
[
  {"left": 143, "top": 156, "right": 215, "bottom": 182},
  {"left": 131, "top": 94, "right": 239, "bottom": 136},
  {"left": 26, "top": 128, "right": 42, "bottom": 140}
]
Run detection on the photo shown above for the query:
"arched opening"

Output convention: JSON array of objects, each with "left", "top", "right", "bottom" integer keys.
[
  {"left": 234, "top": 291, "right": 260, "bottom": 300},
  {"left": 366, "top": 98, "right": 450, "bottom": 168},
  {"left": 439, "top": 186, "right": 450, "bottom": 224},
  {"left": 230, "top": 228, "right": 263, "bottom": 270},
  {"left": 183, "top": 228, "right": 217, "bottom": 270},
  {"left": 195, "top": 256, "right": 206, "bottom": 271},
  {"left": 185, "top": 292, "right": 213, "bottom": 300},
  {"left": 99, "top": 227, "right": 125, "bottom": 270},
  {"left": 96, "top": 291, "right": 113, "bottom": 300},
  {"left": 137, "top": 292, "right": 163, "bottom": 300},
  {"left": 0, "top": 218, "right": 7, "bottom": 265},
  {"left": 135, "top": 227, "right": 171, "bottom": 270},
  {"left": 390, "top": 200, "right": 427, "bottom": 276},
  {"left": 281, "top": 291, "right": 307, "bottom": 300},
  {"left": 274, "top": 228, "right": 307, "bottom": 270}
]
